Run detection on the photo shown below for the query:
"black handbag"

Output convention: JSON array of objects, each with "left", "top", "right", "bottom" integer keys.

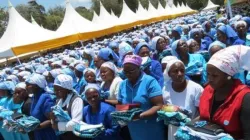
[{"left": 186, "top": 120, "right": 224, "bottom": 136}]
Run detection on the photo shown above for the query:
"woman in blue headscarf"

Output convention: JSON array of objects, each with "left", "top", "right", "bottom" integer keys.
[
  {"left": 190, "top": 28, "right": 210, "bottom": 51},
  {"left": 108, "top": 41, "right": 119, "bottom": 56},
  {"left": 171, "top": 39, "right": 207, "bottom": 85},
  {"left": 151, "top": 36, "right": 169, "bottom": 62},
  {"left": 26, "top": 74, "right": 57, "bottom": 140},
  {"left": 217, "top": 25, "right": 245, "bottom": 46},
  {"left": 98, "top": 48, "right": 119, "bottom": 66},
  {"left": 0, "top": 81, "right": 29, "bottom": 140},
  {"left": 135, "top": 42, "right": 164, "bottom": 88},
  {"left": 208, "top": 41, "right": 226, "bottom": 56},
  {"left": 83, "top": 48, "right": 95, "bottom": 69},
  {"left": 235, "top": 20, "right": 249, "bottom": 44},
  {"left": 242, "top": 17, "right": 250, "bottom": 33},
  {"left": 202, "top": 21, "right": 217, "bottom": 40},
  {"left": 74, "top": 63, "right": 87, "bottom": 94},
  {"left": 83, "top": 84, "right": 121, "bottom": 140}
]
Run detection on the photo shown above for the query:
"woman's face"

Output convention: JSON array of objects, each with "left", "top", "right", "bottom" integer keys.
[
  {"left": 207, "top": 64, "right": 229, "bottom": 90},
  {"left": 74, "top": 69, "right": 83, "bottom": 78},
  {"left": 188, "top": 41, "right": 199, "bottom": 53},
  {"left": 85, "top": 88, "right": 100, "bottom": 108},
  {"left": 156, "top": 38, "right": 167, "bottom": 52},
  {"left": 112, "top": 48, "right": 119, "bottom": 56},
  {"left": 26, "top": 83, "right": 39, "bottom": 94},
  {"left": 209, "top": 46, "right": 223, "bottom": 57},
  {"left": 217, "top": 30, "right": 227, "bottom": 43},
  {"left": 123, "top": 63, "right": 140, "bottom": 83},
  {"left": 13, "top": 88, "right": 27, "bottom": 104},
  {"left": 183, "top": 28, "right": 189, "bottom": 35},
  {"left": 205, "top": 22, "right": 211, "bottom": 31},
  {"left": 168, "top": 62, "right": 185, "bottom": 83},
  {"left": 100, "top": 67, "right": 115, "bottom": 82},
  {"left": 133, "top": 41, "right": 140, "bottom": 48},
  {"left": 176, "top": 40, "right": 189, "bottom": 56},
  {"left": 84, "top": 71, "right": 96, "bottom": 83},
  {"left": 94, "top": 56, "right": 105, "bottom": 69},
  {"left": 83, "top": 52, "right": 92, "bottom": 61},
  {"left": 138, "top": 46, "right": 150, "bottom": 57},
  {"left": 54, "top": 85, "right": 69, "bottom": 99},
  {"left": 46, "top": 73, "right": 54, "bottom": 83},
  {"left": 236, "top": 23, "right": 247, "bottom": 37},
  {"left": 193, "top": 32, "right": 202, "bottom": 41}
]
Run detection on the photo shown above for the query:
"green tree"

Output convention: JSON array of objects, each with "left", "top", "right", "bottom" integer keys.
[
  {"left": 28, "top": 1, "right": 46, "bottom": 26},
  {"left": 75, "top": 6, "right": 93, "bottom": 21},
  {"left": 211, "top": 0, "right": 224, "bottom": 6},
  {"left": 185, "top": 0, "right": 208, "bottom": 11},
  {"left": 0, "top": 7, "right": 8, "bottom": 38},
  {"left": 44, "top": 6, "right": 65, "bottom": 30}
]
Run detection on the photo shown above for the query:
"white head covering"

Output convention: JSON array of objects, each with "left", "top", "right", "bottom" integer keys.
[
  {"left": 18, "top": 71, "right": 31, "bottom": 77},
  {"left": 161, "top": 56, "right": 178, "bottom": 64},
  {"left": 50, "top": 69, "right": 64, "bottom": 78},
  {"left": 7, "top": 75, "right": 19, "bottom": 85},
  {"left": 54, "top": 74, "right": 73, "bottom": 91},
  {"left": 208, "top": 45, "right": 250, "bottom": 76},
  {"left": 234, "top": 20, "right": 247, "bottom": 29},
  {"left": 163, "top": 59, "right": 183, "bottom": 82},
  {"left": 26, "top": 74, "right": 47, "bottom": 89},
  {"left": 84, "top": 48, "right": 95, "bottom": 58},
  {"left": 16, "top": 82, "right": 26, "bottom": 90},
  {"left": 100, "top": 62, "right": 118, "bottom": 76},
  {"left": 83, "top": 68, "right": 96, "bottom": 76}
]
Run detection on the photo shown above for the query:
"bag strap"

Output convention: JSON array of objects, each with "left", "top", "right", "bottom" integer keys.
[{"left": 67, "top": 94, "right": 79, "bottom": 118}]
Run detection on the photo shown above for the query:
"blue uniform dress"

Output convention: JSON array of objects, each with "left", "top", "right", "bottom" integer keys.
[
  {"left": 200, "top": 39, "right": 210, "bottom": 51},
  {"left": 30, "top": 91, "right": 57, "bottom": 140},
  {"left": 74, "top": 77, "right": 87, "bottom": 94},
  {"left": 83, "top": 102, "right": 121, "bottom": 140},
  {"left": 150, "top": 60, "right": 164, "bottom": 88},
  {"left": 185, "top": 54, "right": 207, "bottom": 85},
  {"left": 0, "top": 97, "right": 29, "bottom": 140},
  {"left": 118, "top": 73, "right": 166, "bottom": 140}
]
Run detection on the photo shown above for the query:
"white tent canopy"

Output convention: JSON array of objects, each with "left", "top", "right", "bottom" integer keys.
[
  {"left": 56, "top": 1, "right": 98, "bottom": 37},
  {"left": 203, "top": 0, "right": 219, "bottom": 11},
  {"left": 118, "top": 0, "right": 138, "bottom": 25},
  {"left": 93, "top": 1, "right": 117, "bottom": 29},
  {"left": 0, "top": 2, "right": 59, "bottom": 58},
  {"left": 147, "top": 1, "right": 159, "bottom": 19},
  {"left": 157, "top": 2, "right": 166, "bottom": 17},
  {"left": 136, "top": 0, "right": 149, "bottom": 21}
]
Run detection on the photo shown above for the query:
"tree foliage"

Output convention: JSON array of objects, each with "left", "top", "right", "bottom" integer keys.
[{"left": 0, "top": 8, "right": 8, "bottom": 37}]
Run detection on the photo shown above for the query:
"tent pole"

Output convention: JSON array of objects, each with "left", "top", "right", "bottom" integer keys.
[
  {"left": 80, "top": 41, "right": 84, "bottom": 47},
  {"left": 15, "top": 56, "right": 22, "bottom": 65}
]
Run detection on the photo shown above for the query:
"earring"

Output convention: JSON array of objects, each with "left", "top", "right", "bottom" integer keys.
[{"left": 227, "top": 76, "right": 232, "bottom": 80}]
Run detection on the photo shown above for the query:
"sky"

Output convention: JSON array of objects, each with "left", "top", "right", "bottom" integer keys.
[{"left": 0, "top": 0, "right": 93, "bottom": 10}]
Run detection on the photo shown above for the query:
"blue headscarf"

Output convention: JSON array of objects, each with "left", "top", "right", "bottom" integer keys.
[
  {"left": 63, "top": 68, "right": 77, "bottom": 85},
  {"left": 173, "top": 26, "right": 183, "bottom": 36},
  {"left": 108, "top": 41, "right": 119, "bottom": 49},
  {"left": 171, "top": 39, "right": 181, "bottom": 58},
  {"left": 218, "top": 25, "right": 239, "bottom": 40},
  {"left": 134, "top": 42, "right": 150, "bottom": 55},
  {"left": 189, "top": 28, "right": 202, "bottom": 39},
  {"left": 0, "top": 81, "right": 15, "bottom": 94},
  {"left": 208, "top": 41, "right": 226, "bottom": 52},
  {"left": 151, "top": 36, "right": 162, "bottom": 51},
  {"left": 98, "top": 48, "right": 119, "bottom": 62},
  {"left": 75, "top": 63, "right": 86, "bottom": 72}
]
